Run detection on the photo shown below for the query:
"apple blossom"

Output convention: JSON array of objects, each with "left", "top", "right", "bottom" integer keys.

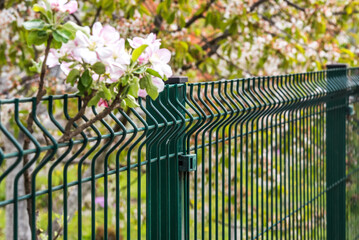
[
  {"left": 128, "top": 33, "right": 161, "bottom": 64},
  {"left": 105, "top": 39, "right": 131, "bottom": 82},
  {"left": 47, "top": 0, "right": 78, "bottom": 14},
  {"left": 149, "top": 48, "right": 172, "bottom": 79},
  {"left": 32, "top": 13, "right": 172, "bottom": 108}
]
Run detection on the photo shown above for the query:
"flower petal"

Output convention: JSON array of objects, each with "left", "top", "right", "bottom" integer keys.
[
  {"left": 63, "top": 1, "right": 77, "bottom": 13},
  {"left": 73, "top": 48, "right": 97, "bottom": 64},
  {"left": 101, "top": 25, "right": 119, "bottom": 44},
  {"left": 152, "top": 77, "right": 165, "bottom": 92},
  {"left": 92, "top": 22, "right": 103, "bottom": 38},
  {"left": 96, "top": 47, "right": 112, "bottom": 60},
  {"left": 138, "top": 89, "right": 147, "bottom": 98},
  {"left": 157, "top": 48, "right": 171, "bottom": 63}
]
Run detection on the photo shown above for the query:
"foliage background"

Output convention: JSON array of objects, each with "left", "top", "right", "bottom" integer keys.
[{"left": 1, "top": 0, "right": 359, "bottom": 97}]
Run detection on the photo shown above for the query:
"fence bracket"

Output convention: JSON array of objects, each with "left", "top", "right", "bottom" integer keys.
[{"left": 178, "top": 154, "right": 197, "bottom": 172}]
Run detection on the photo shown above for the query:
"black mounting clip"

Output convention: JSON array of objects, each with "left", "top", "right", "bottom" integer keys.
[{"left": 178, "top": 154, "right": 197, "bottom": 172}]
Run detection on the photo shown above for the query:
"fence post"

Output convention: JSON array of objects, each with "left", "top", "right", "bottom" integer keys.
[
  {"left": 146, "top": 76, "right": 188, "bottom": 240},
  {"left": 326, "top": 64, "right": 347, "bottom": 240}
]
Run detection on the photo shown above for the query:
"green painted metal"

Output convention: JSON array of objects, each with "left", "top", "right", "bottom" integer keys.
[
  {"left": 326, "top": 64, "right": 347, "bottom": 240},
  {"left": 146, "top": 77, "right": 187, "bottom": 240},
  {"left": 0, "top": 69, "right": 359, "bottom": 239}
]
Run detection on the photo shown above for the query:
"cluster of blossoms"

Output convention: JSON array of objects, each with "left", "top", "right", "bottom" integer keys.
[
  {"left": 46, "top": 22, "right": 172, "bottom": 106},
  {"left": 25, "top": 0, "right": 172, "bottom": 108}
]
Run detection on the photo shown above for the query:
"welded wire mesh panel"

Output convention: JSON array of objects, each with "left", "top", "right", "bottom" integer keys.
[
  {"left": 346, "top": 97, "right": 359, "bottom": 240},
  {"left": 0, "top": 68, "right": 359, "bottom": 240},
  {"left": 0, "top": 93, "right": 183, "bottom": 240},
  {"left": 183, "top": 69, "right": 359, "bottom": 239}
]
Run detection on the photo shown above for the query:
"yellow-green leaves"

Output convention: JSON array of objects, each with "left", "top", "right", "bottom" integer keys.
[
  {"left": 131, "top": 44, "right": 148, "bottom": 62},
  {"left": 29, "top": 59, "right": 42, "bottom": 73},
  {"left": 140, "top": 75, "right": 159, "bottom": 100}
]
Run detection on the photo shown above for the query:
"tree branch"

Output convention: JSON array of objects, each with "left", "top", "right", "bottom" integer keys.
[
  {"left": 333, "top": 10, "right": 359, "bottom": 15},
  {"left": 182, "top": 0, "right": 216, "bottom": 29},
  {"left": 284, "top": 0, "right": 305, "bottom": 12},
  {"left": 71, "top": 13, "right": 82, "bottom": 26},
  {"left": 249, "top": 0, "right": 268, "bottom": 12},
  {"left": 63, "top": 92, "right": 94, "bottom": 133},
  {"left": 181, "top": 30, "right": 230, "bottom": 71},
  {"left": 59, "top": 96, "right": 122, "bottom": 143},
  {"left": 23, "top": 35, "right": 53, "bottom": 237},
  {"left": 91, "top": 7, "right": 102, "bottom": 29}
]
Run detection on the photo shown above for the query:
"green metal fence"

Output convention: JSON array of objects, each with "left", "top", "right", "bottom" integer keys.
[{"left": 0, "top": 66, "right": 359, "bottom": 239}]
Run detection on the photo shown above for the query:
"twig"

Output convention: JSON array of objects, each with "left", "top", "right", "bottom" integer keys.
[
  {"left": 181, "top": 0, "right": 216, "bottom": 30},
  {"left": 249, "top": 0, "right": 268, "bottom": 12},
  {"left": 284, "top": 0, "right": 305, "bottom": 12},
  {"left": 22, "top": 35, "right": 53, "bottom": 238},
  {"left": 91, "top": 7, "right": 102, "bottom": 29},
  {"left": 70, "top": 13, "right": 82, "bottom": 26},
  {"left": 63, "top": 92, "right": 94, "bottom": 133},
  {"left": 59, "top": 95, "right": 122, "bottom": 143}
]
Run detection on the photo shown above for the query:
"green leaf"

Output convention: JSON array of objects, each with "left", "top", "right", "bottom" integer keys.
[
  {"left": 102, "top": 86, "right": 112, "bottom": 100},
  {"left": 80, "top": 70, "right": 93, "bottom": 88},
  {"left": 146, "top": 85, "right": 159, "bottom": 100},
  {"left": 133, "top": 66, "right": 147, "bottom": 74},
  {"left": 124, "top": 95, "right": 139, "bottom": 108},
  {"left": 140, "top": 75, "right": 159, "bottom": 100},
  {"left": 128, "top": 77, "right": 139, "bottom": 98},
  {"left": 88, "top": 95, "right": 101, "bottom": 107},
  {"left": 51, "top": 39, "right": 62, "bottom": 49},
  {"left": 66, "top": 69, "right": 80, "bottom": 86},
  {"left": 120, "top": 100, "right": 127, "bottom": 109},
  {"left": 146, "top": 68, "right": 163, "bottom": 79},
  {"left": 53, "top": 30, "right": 69, "bottom": 43},
  {"left": 120, "top": 75, "right": 130, "bottom": 86},
  {"left": 62, "top": 22, "right": 90, "bottom": 38},
  {"left": 166, "top": 11, "right": 176, "bottom": 24},
  {"left": 23, "top": 19, "right": 45, "bottom": 30},
  {"left": 92, "top": 62, "right": 106, "bottom": 75},
  {"left": 29, "top": 59, "right": 42, "bottom": 73},
  {"left": 27, "top": 31, "right": 48, "bottom": 46},
  {"left": 131, "top": 44, "right": 148, "bottom": 62}
]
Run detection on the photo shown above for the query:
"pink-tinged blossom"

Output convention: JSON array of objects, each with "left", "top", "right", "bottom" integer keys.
[
  {"left": 128, "top": 33, "right": 161, "bottom": 50},
  {"left": 73, "top": 22, "right": 120, "bottom": 64},
  {"left": 152, "top": 77, "right": 165, "bottom": 92},
  {"left": 105, "top": 38, "right": 131, "bottom": 82},
  {"left": 48, "top": 0, "right": 78, "bottom": 14},
  {"left": 138, "top": 89, "right": 147, "bottom": 98},
  {"left": 128, "top": 33, "right": 161, "bottom": 64},
  {"left": 46, "top": 49, "right": 61, "bottom": 68},
  {"left": 149, "top": 48, "right": 172, "bottom": 78},
  {"left": 95, "top": 196, "right": 105, "bottom": 208},
  {"left": 98, "top": 98, "right": 109, "bottom": 108},
  {"left": 92, "top": 22, "right": 119, "bottom": 45}
]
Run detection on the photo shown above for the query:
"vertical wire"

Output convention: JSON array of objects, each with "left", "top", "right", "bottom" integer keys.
[
  {"left": 12, "top": 99, "right": 41, "bottom": 240},
  {"left": 30, "top": 97, "right": 58, "bottom": 240},
  {"left": 47, "top": 96, "right": 74, "bottom": 240}
]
